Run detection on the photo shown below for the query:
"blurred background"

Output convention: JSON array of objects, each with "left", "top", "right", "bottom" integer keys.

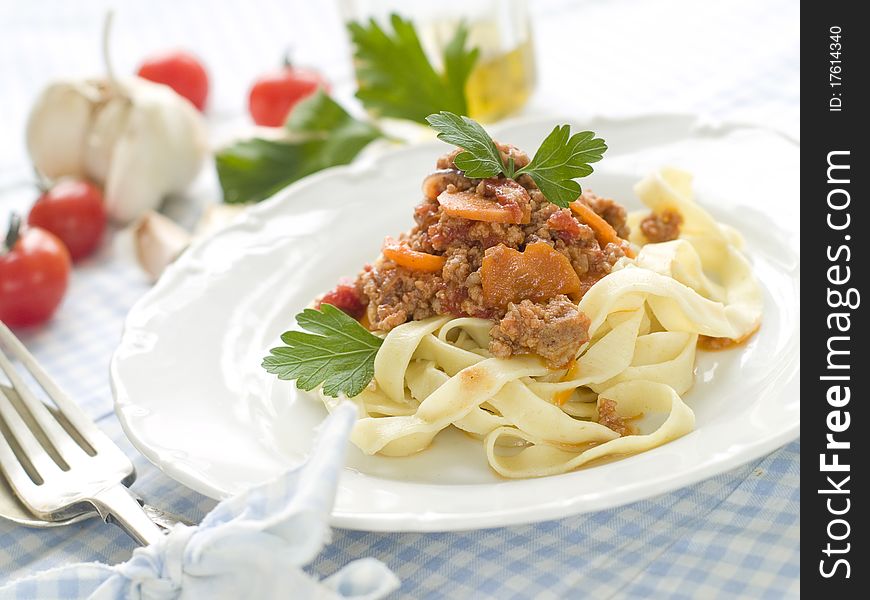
[{"left": 0, "top": 0, "right": 798, "bottom": 174}]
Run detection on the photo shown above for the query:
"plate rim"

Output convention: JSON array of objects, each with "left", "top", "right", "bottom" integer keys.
[{"left": 111, "top": 112, "right": 800, "bottom": 531}]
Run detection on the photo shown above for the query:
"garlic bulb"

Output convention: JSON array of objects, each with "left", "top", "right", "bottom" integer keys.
[{"left": 26, "top": 76, "right": 208, "bottom": 224}]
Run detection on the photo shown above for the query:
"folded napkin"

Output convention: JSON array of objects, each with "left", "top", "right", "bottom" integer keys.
[{"left": 0, "top": 402, "right": 399, "bottom": 600}]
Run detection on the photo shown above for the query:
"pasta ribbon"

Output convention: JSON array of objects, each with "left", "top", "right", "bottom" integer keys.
[{"left": 317, "top": 169, "right": 763, "bottom": 478}]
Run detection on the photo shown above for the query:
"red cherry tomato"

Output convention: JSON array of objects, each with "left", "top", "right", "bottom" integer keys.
[
  {"left": 28, "top": 179, "right": 107, "bottom": 261},
  {"left": 318, "top": 282, "right": 366, "bottom": 319},
  {"left": 248, "top": 66, "right": 329, "bottom": 127},
  {"left": 0, "top": 216, "right": 71, "bottom": 328},
  {"left": 137, "top": 50, "right": 210, "bottom": 111}
]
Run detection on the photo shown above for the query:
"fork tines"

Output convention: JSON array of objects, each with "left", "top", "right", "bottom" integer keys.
[{"left": 0, "top": 321, "right": 131, "bottom": 519}]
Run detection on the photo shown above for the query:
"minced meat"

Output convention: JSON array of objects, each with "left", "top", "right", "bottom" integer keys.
[
  {"left": 580, "top": 190, "right": 630, "bottom": 239},
  {"left": 490, "top": 296, "right": 591, "bottom": 368},
  {"left": 597, "top": 398, "right": 630, "bottom": 436},
  {"left": 640, "top": 209, "right": 682, "bottom": 243},
  {"left": 335, "top": 140, "right": 634, "bottom": 362},
  {"left": 360, "top": 262, "right": 441, "bottom": 330}
]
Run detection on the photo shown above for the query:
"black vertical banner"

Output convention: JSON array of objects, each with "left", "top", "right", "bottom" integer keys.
[{"left": 804, "top": 2, "right": 866, "bottom": 594}]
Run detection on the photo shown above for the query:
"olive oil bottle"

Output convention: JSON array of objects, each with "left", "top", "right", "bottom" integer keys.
[
  {"left": 342, "top": 0, "right": 537, "bottom": 123},
  {"left": 419, "top": 7, "right": 537, "bottom": 122},
  {"left": 464, "top": 37, "right": 537, "bottom": 122}
]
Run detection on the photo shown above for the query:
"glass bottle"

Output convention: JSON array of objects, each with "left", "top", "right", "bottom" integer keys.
[{"left": 340, "top": 0, "right": 537, "bottom": 122}]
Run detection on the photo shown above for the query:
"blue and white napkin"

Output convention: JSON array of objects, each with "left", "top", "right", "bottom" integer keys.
[{"left": 0, "top": 402, "right": 399, "bottom": 600}]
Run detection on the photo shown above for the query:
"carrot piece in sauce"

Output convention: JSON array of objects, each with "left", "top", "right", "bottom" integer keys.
[
  {"left": 382, "top": 238, "right": 446, "bottom": 273},
  {"left": 569, "top": 200, "right": 635, "bottom": 258},
  {"left": 481, "top": 242, "right": 581, "bottom": 308},
  {"left": 438, "top": 190, "right": 530, "bottom": 224}
]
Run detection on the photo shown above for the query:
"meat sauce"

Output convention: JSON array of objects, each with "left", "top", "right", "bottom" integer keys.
[
  {"left": 319, "top": 142, "right": 635, "bottom": 368},
  {"left": 639, "top": 209, "right": 682, "bottom": 243}
]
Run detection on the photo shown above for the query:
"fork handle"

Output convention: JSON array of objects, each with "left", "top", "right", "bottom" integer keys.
[
  {"left": 141, "top": 503, "right": 195, "bottom": 531},
  {"left": 89, "top": 484, "right": 165, "bottom": 546}
]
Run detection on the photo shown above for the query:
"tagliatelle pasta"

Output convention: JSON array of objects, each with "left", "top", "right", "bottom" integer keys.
[{"left": 313, "top": 168, "right": 763, "bottom": 478}]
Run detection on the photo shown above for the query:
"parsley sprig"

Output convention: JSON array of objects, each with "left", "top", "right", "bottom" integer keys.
[
  {"left": 424, "top": 112, "right": 505, "bottom": 178},
  {"left": 349, "top": 14, "right": 479, "bottom": 123},
  {"left": 217, "top": 91, "right": 383, "bottom": 204},
  {"left": 262, "top": 304, "right": 383, "bottom": 398},
  {"left": 426, "top": 111, "right": 607, "bottom": 208}
]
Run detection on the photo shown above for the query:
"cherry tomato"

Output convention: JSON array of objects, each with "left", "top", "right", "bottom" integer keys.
[
  {"left": 0, "top": 215, "right": 71, "bottom": 328},
  {"left": 28, "top": 179, "right": 107, "bottom": 261},
  {"left": 318, "top": 282, "right": 366, "bottom": 319},
  {"left": 248, "top": 65, "right": 329, "bottom": 127},
  {"left": 137, "top": 50, "right": 209, "bottom": 111}
]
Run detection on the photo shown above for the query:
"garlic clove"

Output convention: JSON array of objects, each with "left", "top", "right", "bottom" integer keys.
[
  {"left": 84, "top": 94, "right": 132, "bottom": 186},
  {"left": 131, "top": 204, "right": 245, "bottom": 281},
  {"left": 132, "top": 210, "right": 192, "bottom": 281},
  {"left": 103, "top": 116, "right": 169, "bottom": 224},
  {"left": 26, "top": 81, "right": 104, "bottom": 180}
]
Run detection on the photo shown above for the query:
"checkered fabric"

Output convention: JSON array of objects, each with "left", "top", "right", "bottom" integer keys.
[
  {"left": 1, "top": 403, "right": 400, "bottom": 600},
  {"left": 0, "top": 0, "right": 798, "bottom": 597}
]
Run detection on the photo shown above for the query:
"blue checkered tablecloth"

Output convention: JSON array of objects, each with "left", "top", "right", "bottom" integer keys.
[{"left": 0, "top": 0, "right": 799, "bottom": 597}]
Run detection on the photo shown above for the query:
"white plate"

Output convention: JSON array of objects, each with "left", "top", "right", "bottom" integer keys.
[{"left": 111, "top": 114, "right": 800, "bottom": 532}]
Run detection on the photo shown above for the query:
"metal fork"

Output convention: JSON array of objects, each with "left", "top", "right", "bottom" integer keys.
[{"left": 0, "top": 321, "right": 164, "bottom": 545}]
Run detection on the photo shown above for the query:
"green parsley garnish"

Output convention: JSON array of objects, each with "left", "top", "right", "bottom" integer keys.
[
  {"left": 262, "top": 304, "right": 383, "bottom": 398},
  {"left": 426, "top": 111, "right": 607, "bottom": 208},
  {"left": 349, "top": 14, "right": 479, "bottom": 123},
  {"left": 425, "top": 112, "right": 506, "bottom": 178},
  {"left": 217, "top": 91, "right": 383, "bottom": 204}
]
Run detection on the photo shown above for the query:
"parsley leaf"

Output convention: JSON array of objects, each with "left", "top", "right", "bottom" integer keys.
[
  {"left": 349, "top": 14, "right": 479, "bottom": 123},
  {"left": 426, "top": 112, "right": 607, "bottom": 208},
  {"left": 515, "top": 126, "right": 607, "bottom": 208},
  {"left": 425, "top": 112, "right": 508, "bottom": 178},
  {"left": 217, "top": 91, "right": 383, "bottom": 204},
  {"left": 262, "top": 304, "right": 383, "bottom": 398},
  {"left": 216, "top": 138, "right": 318, "bottom": 204}
]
